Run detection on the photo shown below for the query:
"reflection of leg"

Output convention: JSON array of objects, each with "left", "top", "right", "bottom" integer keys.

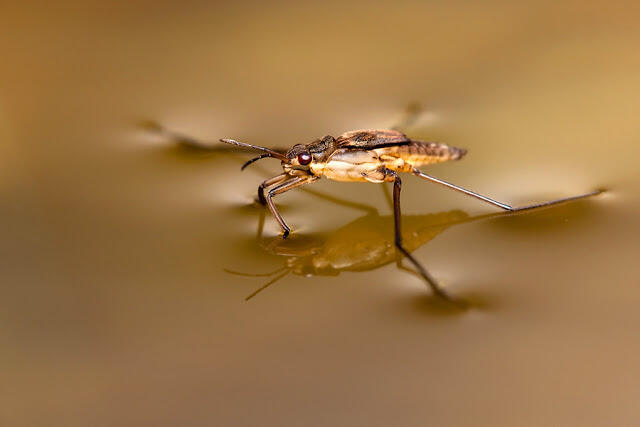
[
  {"left": 388, "top": 169, "right": 453, "bottom": 300},
  {"left": 256, "top": 207, "right": 266, "bottom": 240},
  {"left": 225, "top": 266, "right": 287, "bottom": 277},
  {"left": 412, "top": 168, "right": 602, "bottom": 212},
  {"left": 266, "top": 177, "right": 317, "bottom": 238},
  {"left": 395, "top": 257, "right": 454, "bottom": 302},
  {"left": 245, "top": 270, "right": 291, "bottom": 301}
]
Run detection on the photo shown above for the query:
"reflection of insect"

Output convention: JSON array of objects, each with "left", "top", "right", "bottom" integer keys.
[
  {"left": 230, "top": 188, "right": 502, "bottom": 303},
  {"left": 220, "top": 129, "right": 602, "bottom": 288}
]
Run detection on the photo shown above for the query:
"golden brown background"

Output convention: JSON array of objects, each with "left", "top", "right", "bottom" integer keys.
[{"left": 2, "top": 1, "right": 640, "bottom": 426}]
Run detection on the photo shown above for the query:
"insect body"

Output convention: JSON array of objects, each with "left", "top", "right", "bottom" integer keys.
[
  {"left": 310, "top": 131, "right": 466, "bottom": 183},
  {"left": 220, "top": 129, "right": 601, "bottom": 289},
  {"left": 222, "top": 130, "right": 469, "bottom": 234}
]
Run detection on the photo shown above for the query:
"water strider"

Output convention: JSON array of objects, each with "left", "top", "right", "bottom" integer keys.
[{"left": 219, "top": 128, "right": 602, "bottom": 290}]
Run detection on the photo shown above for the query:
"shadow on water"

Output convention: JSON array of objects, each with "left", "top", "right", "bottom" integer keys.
[
  {"left": 140, "top": 119, "right": 289, "bottom": 160},
  {"left": 403, "top": 291, "right": 497, "bottom": 317}
]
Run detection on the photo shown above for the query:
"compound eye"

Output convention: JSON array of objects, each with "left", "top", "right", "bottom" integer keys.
[{"left": 297, "top": 152, "right": 312, "bottom": 165}]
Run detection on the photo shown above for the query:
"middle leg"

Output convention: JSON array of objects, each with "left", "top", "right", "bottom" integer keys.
[{"left": 387, "top": 169, "right": 454, "bottom": 300}]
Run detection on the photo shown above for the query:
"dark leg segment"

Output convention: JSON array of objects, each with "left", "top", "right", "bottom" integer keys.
[
  {"left": 258, "top": 173, "right": 289, "bottom": 205},
  {"left": 412, "top": 168, "right": 602, "bottom": 212},
  {"left": 388, "top": 170, "right": 453, "bottom": 300},
  {"left": 266, "top": 177, "right": 317, "bottom": 238}
]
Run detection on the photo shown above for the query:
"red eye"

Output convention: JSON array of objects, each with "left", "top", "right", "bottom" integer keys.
[{"left": 297, "top": 152, "right": 312, "bottom": 165}]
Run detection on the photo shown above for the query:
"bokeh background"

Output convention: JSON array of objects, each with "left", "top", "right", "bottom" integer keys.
[{"left": 2, "top": 1, "right": 640, "bottom": 426}]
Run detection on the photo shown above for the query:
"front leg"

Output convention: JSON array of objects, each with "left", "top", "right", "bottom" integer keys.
[
  {"left": 265, "top": 176, "right": 318, "bottom": 238},
  {"left": 257, "top": 173, "right": 288, "bottom": 205}
]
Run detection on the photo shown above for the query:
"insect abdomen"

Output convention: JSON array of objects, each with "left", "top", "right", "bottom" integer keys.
[
  {"left": 311, "top": 149, "right": 387, "bottom": 183},
  {"left": 375, "top": 140, "right": 466, "bottom": 172}
]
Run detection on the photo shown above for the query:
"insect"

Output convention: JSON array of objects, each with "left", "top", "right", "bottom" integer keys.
[{"left": 220, "top": 130, "right": 601, "bottom": 275}]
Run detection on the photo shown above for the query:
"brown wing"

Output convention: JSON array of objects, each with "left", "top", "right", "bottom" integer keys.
[{"left": 335, "top": 129, "right": 410, "bottom": 150}]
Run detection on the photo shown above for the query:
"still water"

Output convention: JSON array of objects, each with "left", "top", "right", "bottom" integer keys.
[{"left": 2, "top": 1, "right": 640, "bottom": 426}]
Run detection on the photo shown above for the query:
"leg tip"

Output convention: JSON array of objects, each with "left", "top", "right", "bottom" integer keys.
[{"left": 282, "top": 229, "right": 290, "bottom": 239}]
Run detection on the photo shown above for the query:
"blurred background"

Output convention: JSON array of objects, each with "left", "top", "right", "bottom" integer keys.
[{"left": 2, "top": 1, "right": 640, "bottom": 426}]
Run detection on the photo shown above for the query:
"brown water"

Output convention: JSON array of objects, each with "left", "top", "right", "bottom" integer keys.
[{"left": 2, "top": 2, "right": 640, "bottom": 426}]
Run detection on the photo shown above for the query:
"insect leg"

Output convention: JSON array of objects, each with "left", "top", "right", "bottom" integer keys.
[
  {"left": 258, "top": 173, "right": 289, "bottom": 205},
  {"left": 388, "top": 169, "right": 449, "bottom": 297},
  {"left": 412, "top": 168, "right": 602, "bottom": 212},
  {"left": 266, "top": 176, "right": 317, "bottom": 238}
]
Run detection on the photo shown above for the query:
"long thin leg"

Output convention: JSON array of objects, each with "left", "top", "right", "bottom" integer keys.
[
  {"left": 258, "top": 173, "right": 289, "bottom": 205},
  {"left": 395, "top": 258, "right": 458, "bottom": 303},
  {"left": 266, "top": 177, "right": 317, "bottom": 238},
  {"left": 388, "top": 170, "right": 452, "bottom": 300},
  {"left": 412, "top": 168, "right": 602, "bottom": 212}
]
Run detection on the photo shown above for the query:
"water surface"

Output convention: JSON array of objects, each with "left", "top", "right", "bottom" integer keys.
[{"left": 2, "top": 2, "right": 640, "bottom": 426}]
